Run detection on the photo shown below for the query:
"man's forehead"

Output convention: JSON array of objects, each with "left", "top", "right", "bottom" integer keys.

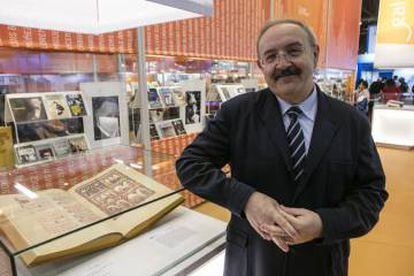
[{"left": 259, "top": 23, "right": 308, "bottom": 48}]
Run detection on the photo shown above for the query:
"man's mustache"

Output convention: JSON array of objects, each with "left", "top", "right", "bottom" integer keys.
[{"left": 273, "top": 66, "right": 301, "bottom": 80}]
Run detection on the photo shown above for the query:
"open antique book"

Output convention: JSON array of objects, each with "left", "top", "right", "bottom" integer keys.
[{"left": 0, "top": 163, "right": 184, "bottom": 266}]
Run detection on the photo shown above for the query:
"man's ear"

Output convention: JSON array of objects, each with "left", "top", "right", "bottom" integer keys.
[
  {"left": 257, "top": 59, "right": 263, "bottom": 70},
  {"left": 313, "top": 45, "right": 320, "bottom": 68}
]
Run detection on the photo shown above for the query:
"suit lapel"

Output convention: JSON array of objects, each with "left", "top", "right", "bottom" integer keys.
[
  {"left": 257, "top": 89, "right": 293, "bottom": 174},
  {"left": 292, "top": 89, "right": 339, "bottom": 203}
]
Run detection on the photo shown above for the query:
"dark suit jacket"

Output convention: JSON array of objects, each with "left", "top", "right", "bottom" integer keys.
[{"left": 176, "top": 87, "right": 388, "bottom": 276}]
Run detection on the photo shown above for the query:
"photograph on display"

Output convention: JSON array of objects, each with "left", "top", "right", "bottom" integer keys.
[
  {"left": 221, "top": 87, "right": 232, "bottom": 100},
  {"left": 9, "top": 97, "right": 47, "bottom": 123},
  {"left": 0, "top": 163, "right": 183, "bottom": 266},
  {"left": 52, "top": 139, "right": 71, "bottom": 158},
  {"left": 68, "top": 136, "right": 89, "bottom": 153},
  {"left": 185, "top": 91, "right": 201, "bottom": 124},
  {"left": 16, "top": 118, "right": 84, "bottom": 143},
  {"left": 149, "top": 109, "right": 164, "bottom": 123},
  {"left": 149, "top": 124, "right": 160, "bottom": 140},
  {"left": 158, "top": 121, "right": 176, "bottom": 138},
  {"left": 236, "top": 87, "right": 245, "bottom": 95},
  {"left": 44, "top": 94, "right": 71, "bottom": 119},
  {"left": 147, "top": 88, "right": 163, "bottom": 108},
  {"left": 172, "top": 88, "right": 185, "bottom": 105},
  {"left": 172, "top": 119, "right": 187, "bottom": 135},
  {"left": 66, "top": 94, "right": 87, "bottom": 117},
  {"left": 92, "top": 96, "right": 121, "bottom": 141},
  {"left": 15, "top": 145, "right": 39, "bottom": 164},
  {"left": 159, "top": 87, "right": 175, "bottom": 107},
  {"left": 35, "top": 144, "right": 55, "bottom": 161}
]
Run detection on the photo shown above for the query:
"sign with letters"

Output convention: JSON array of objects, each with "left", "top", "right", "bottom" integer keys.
[{"left": 375, "top": 0, "right": 414, "bottom": 68}]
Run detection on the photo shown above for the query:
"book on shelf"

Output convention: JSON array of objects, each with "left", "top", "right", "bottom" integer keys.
[{"left": 0, "top": 163, "right": 184, "bottom": 266}]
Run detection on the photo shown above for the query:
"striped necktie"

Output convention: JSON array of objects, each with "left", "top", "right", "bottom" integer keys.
[{"left": 286, "top": 106, "right": 306, "bottom": 183}]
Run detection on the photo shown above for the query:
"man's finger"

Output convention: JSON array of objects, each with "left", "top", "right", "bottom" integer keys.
[
  {"left": 272, "top": 236, "right": 289, "bottom": 253},
  {"left": 273, "top": 212, "right": 298, "bottom": 238},
  {"left": 280, "top": 205, "right": 308, "bottom": 216},
  {"left": 279, "top": 208, "right": 301, "bottom": 226},
  {"left": 260, "top": 224, "right": 289, "bottom": 237},
  {"left": 250, "top": 220, "right": 272, "bottom": 241}
]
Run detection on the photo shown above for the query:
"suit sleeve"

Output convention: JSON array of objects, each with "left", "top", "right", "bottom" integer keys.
[
  {"left": 176, "top": 102, "right": 255, "bottom": 217},
  {"left": 316, "top": 118, "right": 388, "bottom": 243}
]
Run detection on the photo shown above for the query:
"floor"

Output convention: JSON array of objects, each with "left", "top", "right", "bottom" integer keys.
[{"left": 194, "top": 147, "right": 414, "bottom": 276}]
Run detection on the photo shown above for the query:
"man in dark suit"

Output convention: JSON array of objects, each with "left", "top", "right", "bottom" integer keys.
[{"left": 176, "top": 19, "right": 388, "bottom": 276}]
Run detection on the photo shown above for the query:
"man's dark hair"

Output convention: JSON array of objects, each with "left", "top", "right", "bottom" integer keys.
[{"left": 256, "top": 19, "right": 317, "bottom": 59}]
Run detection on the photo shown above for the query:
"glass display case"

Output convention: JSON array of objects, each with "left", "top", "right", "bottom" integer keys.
[{"left": 0, "top": 146, "right": 225, "bottom": 276}]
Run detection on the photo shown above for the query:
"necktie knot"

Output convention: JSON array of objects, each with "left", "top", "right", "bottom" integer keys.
[{"left": 286, "top": 106, "right": 303, "bottom": 119}]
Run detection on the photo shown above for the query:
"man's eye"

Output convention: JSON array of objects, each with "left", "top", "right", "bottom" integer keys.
[
  {"left": 288, "top": 49, "right": 302, "bottom": 56},
  {"left": 265, "top": 54, "right": 276, "bottom": 62}
]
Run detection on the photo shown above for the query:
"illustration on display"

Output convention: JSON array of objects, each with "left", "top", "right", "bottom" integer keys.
[{"left": 44, "top": 94, "right": 71, "bottom": 119}]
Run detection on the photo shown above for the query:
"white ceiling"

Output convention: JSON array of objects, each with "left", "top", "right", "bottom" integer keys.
[{"left": 0, "top": 0, "right": 213, "bottom": 34}]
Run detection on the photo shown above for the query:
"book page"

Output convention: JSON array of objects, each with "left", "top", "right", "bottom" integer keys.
[
  {"left": 0, "top": 189, "right": 112, "bottom": 256},
  {"left": 68, "top": 164, "right": 183, "bottom": 237}
]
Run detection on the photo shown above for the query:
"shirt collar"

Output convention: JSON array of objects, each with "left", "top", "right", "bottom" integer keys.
[{"left": 276, "top": 85, "right": 318, "bottom": 122}]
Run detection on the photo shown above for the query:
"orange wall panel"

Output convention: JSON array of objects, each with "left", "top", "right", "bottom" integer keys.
[
  {"left": 278, "top": 0, "right": 329, "bottom": 67},
  {"left": 144, "top": 0, "right": 269, "bottom": 61},
  {"left": 326, "top": 0, "right": 362, "bottom": 70}
]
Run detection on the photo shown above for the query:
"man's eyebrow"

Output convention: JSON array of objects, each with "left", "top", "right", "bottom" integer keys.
[{"left": 262, "top": 41, "right": 305, "bottom": 55}]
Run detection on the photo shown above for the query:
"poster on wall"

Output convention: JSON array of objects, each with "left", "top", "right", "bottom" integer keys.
[
  {"left": 44, "top": 94, "right": 71, "bottom": 119},
  {"left": 375, "top": 0, "right": 414, "bottom": 68},
  {"left": 8, "top": 97, "right": 47, "bottom": 123},
  {"left": 92, "top": 96, "right": 121, "bottom": 141}
]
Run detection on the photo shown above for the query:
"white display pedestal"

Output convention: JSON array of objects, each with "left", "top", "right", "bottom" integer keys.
[
  {"left": 17, "top": 207, "right": 226, "bottom": 276},
  {"left": 372, "top": 104, "right": 414, "bottom": 150}
]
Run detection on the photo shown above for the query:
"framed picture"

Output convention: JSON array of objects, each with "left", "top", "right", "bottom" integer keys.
[
  {"left": 8, "top": 96, "right": 47, "bottom": 123},
  {"left": 80, "top": 82, "right": 129, "bottom": 149},
  {"left": 44, "top": 94, "right": 71, "bottom": 120},
  {"left": 172, "top": 119, "right": 187, "bottom": 135},
  {"left": 16, "top": 118, "right": 84, "bottom": 143},
  {"left": 66, "top": 93, "right": 88, "bottom": 117},
  {"left": 35, "top": 143, "right": 55, "bottom": 161},
  {"left": 15, "top": 144, "right": 39, "bottom": 165}
]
